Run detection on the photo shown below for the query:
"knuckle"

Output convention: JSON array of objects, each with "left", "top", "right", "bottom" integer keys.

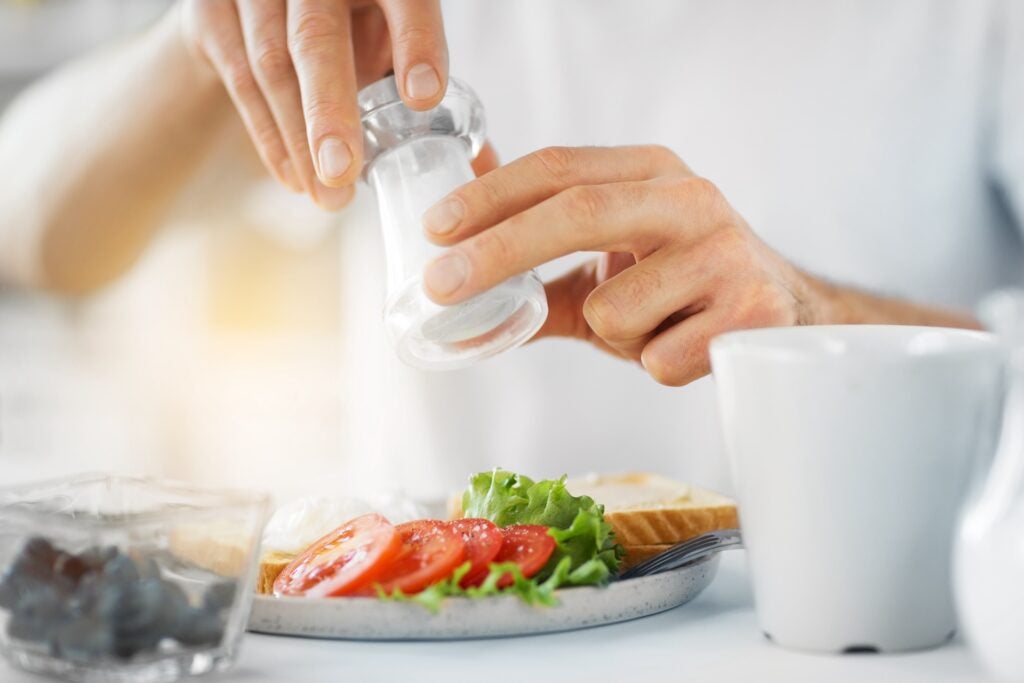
[
  {"left": 471, "top": 226, "right": 517, "bottom": 271},
  {"left": 303, "top": 99, "right": 347, "bottom": 128},
  {"left": 252, "top": 43, "right": 294, "bottom": 84},
  {"left": 685, "top": 176, "right": 721, "bottom": 199},
  {"left": 625, "top": 267, "right": 665, "bottom": 307},
  {"left": 288, "top": 9, "right": 342, "bottom": 55},
  {"left": 593, "top": 268, "right": 663, "bottom": 334},
  {"left": 533, "top": 146, "right": 578, "bottom": 184},
  {"left": 730, "top": 282, "right": 795, "bottom": 328},
  {"left": 223, "top": 58, "right": 258, "bottom": 97},
  {"left": 710, "top": 223, "right": 749, "bottom": 256},
  {"left": 463, "top": 174, "right": 506, "bottom": 217},
  {"left": 652, "top": 175, "right": 694, "bottom": 203},
  {"left": 252, "top": 123, "right": 281, "bottom": 150},
  {"left": 689, "top": 178, "right": 731, "bottom": 217},
  {"left": 643, "top": 144, "right": 684, "bottom": 171},
  {"left": 560, "top": 185, "right": 608, "bottom": 225},
  {"left": 659, "top": 175, "right": 723, "bottom": 207},
  {"left": 392, "top": 25, "right": 444, "bottom": 56}
]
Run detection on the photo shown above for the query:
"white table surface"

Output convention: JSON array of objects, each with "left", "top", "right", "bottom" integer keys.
[{"left": 1, "top": 552, "right": 992, "bottom": 683}]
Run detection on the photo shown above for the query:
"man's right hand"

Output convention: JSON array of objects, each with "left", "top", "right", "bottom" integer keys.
[{"left": 179, "top": 0, "right": 447, "bottom": 210}]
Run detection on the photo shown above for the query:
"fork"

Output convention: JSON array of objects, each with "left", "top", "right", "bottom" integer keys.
[{"left": 618, "top": 528, "right": 743, "bottom": 580}]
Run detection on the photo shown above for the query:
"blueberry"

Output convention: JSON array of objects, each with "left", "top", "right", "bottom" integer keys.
[
  {"left": 6, "top": 582, "right": 63, "bottom": 642},
  {"left": 135, "top": 556, "right": 162, "bottom": 579},
  {"left": 153, "top": 580, "right": 191, "bottom": 635},
  {"left": 173, "top": 607, "right": 224, "bottom": 647},
  {"left": 101, "top": 555, "right": 139, "bottom": 584},
  {"left": 67, "top": 573, "right": 102, "bottom": 616},
  {"left": 50, "top": 616, "right": 114, "bottom": 663},
  {"left": 0, "top": 567, "right": 18, "bottom": 609},
  {"left": 202, "top": 581, "right": 237, "bottom": 612},
  {"left": 12, "top": 551, "right": 53, "bottom": 584},
  {"left": 88, "top": 579, "right": 163, "bottom": 659},
  {"left": 7, "top": 612, "right": 50, "bottom": 642},
  {"left": 111, "top": 626, "right": 162, "bottom": 660},
  {"left": 93, "top": 579, "right": 127, "bottom": 621},
  {"left": 20, "top": 537, "right": 58, "bottom": 568},
  {"left": 114, "top": 578, "right": 166, "bottom": 633}
]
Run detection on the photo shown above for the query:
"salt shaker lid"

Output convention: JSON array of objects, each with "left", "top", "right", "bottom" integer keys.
[{"left": 357, "top": 75, "right": 486, "bottom": 179}]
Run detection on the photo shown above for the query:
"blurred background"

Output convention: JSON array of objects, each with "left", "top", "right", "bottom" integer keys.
[{"left": 0, "top": 0, "right": 357, "bottom": 501}]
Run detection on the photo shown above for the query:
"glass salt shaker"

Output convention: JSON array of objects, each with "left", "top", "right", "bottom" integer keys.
[
  {"left": 955, "top": 289, "right": 1024, "bottom": 682},
  {"left": 358, "top": 75, "right": 548, "bottom": 370}
]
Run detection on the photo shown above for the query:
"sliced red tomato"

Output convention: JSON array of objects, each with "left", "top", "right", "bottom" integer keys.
[
  {"left": 273, "top": 513, "right": 402, "bottom": 598},
  {"left": 447, "top": 518, "right": 503, "bottom": 588},
  {"left": 487, "top": 524, "right": 557, "bottom": 588},
  {"left": 353, "top": 520, "right": 466, "bottom": 596}
]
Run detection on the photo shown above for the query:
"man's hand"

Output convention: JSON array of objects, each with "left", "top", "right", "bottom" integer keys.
[
  {"left": 180, "top": 0, "right": 447, "bottom": 210},
  {"left": 421, "top": 145, "right": 979, "bottom": 386}
]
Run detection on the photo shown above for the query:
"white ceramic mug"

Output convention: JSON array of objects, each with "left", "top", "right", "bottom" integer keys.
[{"left": 710, "top": 325, "right": 1004, "bottom": 653}]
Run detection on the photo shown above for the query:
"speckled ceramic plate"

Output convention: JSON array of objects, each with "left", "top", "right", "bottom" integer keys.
[{"left": 246, "top": 554, "right": 719, "bottom": 640}]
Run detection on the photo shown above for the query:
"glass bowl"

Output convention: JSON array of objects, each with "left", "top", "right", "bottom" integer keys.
[{"left": 0, "top": 474, "right": 269, "bottom": 683}]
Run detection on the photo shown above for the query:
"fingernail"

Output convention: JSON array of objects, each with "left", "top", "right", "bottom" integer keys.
[
  {"left": 423, "top": 198, "right": 464, "bottom": 235},
  {"left": 405, "top": 63, "right": 441, "bottom": 101},
  {"left": 424, "top": 252, "right": 469, "bottom": 296},
  {"left": 279, "top": 159, "right": 302, "bottom": 192},
  {"left": 317, "top": 137, "right": 353, "bottom": 181}
]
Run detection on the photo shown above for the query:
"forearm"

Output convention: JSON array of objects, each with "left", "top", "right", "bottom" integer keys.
[
  {"left": 804, "top": 272, "right": 983, "bottom": 330},
  {"left": 0, "top": 5, "right": 230, "bottom": 294}
]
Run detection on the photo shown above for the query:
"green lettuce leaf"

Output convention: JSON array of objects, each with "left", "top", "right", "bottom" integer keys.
[{"left": 462, "top": 469, "right": 622, "bottom": 583}]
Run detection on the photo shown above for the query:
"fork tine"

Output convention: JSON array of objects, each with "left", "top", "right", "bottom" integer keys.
[
  {"left": 635, "top": 542, "right": 713, "bottom": 573},
  {"left": 619, "top": 529, "right": 743, "bottom": 580}
]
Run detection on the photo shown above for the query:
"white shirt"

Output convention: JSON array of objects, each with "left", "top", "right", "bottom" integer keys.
[{"left": 333, "top": 0, "right": 1024, "bottom": 499}]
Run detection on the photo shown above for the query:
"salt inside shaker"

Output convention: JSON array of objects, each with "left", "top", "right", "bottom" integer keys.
[{"left": 358, "top": 75, "right": 548, "bottom": 370}]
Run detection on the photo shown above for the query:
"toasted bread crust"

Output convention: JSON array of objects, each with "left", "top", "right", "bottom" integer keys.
[
  {"left": 257, "top": 551, "right": 295, "bottom": 594},
  {"left": 446, "top": 492, "right": 464, "bottom": 520},
  {"left": 605, "top": 503, "right": 739, "bottom": 546}
]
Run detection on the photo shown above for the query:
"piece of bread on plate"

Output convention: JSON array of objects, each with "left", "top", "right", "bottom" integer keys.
[
  {"left": 257, "top": 551, "right": 295, "bottom": 595},
  {"left": 448, "top": 471, "right": 738, "bottom": 551},
  {"left": 566, "top": 472, "right": 738, "bottom": 547}
]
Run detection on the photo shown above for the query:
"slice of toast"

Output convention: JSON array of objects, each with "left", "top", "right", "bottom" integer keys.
[
  {"left": 257, "top": 551, "right": 295, "bottom": 594},
  {"left": 567, "top": 473, "right": 738, "bottom": 546}
]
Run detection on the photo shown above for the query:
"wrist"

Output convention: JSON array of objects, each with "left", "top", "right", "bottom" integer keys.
[{"left": 794, "top": 269, "right": 845, "bottom": 325}]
